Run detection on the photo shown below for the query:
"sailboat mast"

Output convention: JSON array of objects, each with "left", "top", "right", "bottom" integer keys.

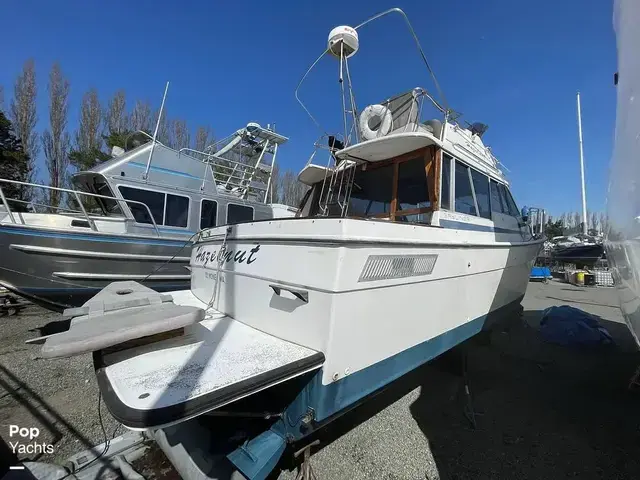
[{"left": 576, "top": 92, "right": 588, "bottom": 235}]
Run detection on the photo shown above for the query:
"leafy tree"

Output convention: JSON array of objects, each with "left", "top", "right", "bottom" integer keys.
[
  {"left": 103, "top": 130, "right": 150, "bottom": 152},
  {"left": 68, "top": 146, "right": 110, "bottom": 171},
  {"left": 0, "top": 111, "right": 31, "bottom": 210},
  {"left": 544, "top": 219, "right": 564, "bottom": 239}
]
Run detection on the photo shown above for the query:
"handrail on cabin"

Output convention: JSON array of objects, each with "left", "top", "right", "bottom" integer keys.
[{"left": 0, "top": 178, "right": 161, "bottom": 237}]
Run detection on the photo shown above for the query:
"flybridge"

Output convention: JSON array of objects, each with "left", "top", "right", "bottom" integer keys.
[{"left": 89, "top": 121, "right": 288, "bottom": 202}]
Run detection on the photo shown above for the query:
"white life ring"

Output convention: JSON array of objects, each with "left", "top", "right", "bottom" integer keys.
[{"left": 359, "top": 104, "right": 393, "bottom": 141}]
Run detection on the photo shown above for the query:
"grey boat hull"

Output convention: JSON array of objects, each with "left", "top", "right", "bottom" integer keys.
[{"left": 0, "top": 224, "right": 192, "bottom": 312}]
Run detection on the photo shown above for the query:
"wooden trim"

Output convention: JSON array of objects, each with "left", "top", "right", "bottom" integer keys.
[
  {"left": 360, "top": 146, "right": 429, "bottom": 171},
  {"left": 433, "top": 147, "right": 441, "bottom": 210},
  {"left": 344, "top": 144, "right": 440, "bottom": 223},
  {"left": 423, "top": 146, "right": 439, "bottom": 212},
  {"left": 390, "top": 162, "right": 399, "bottom": 221},
  {"left": 392, "top": 146, "right": 430, "bottom": 165}
]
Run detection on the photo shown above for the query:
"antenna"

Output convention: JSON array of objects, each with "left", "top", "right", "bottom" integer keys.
[
  {"left": 294, "top": 8, "right": 447, "bottom": 140},
  {"left": 327, "top": 26, "right": 360, "bottom": 142},
  {"left": 143, "top": 81, "right": 170, "bottom": 180}
]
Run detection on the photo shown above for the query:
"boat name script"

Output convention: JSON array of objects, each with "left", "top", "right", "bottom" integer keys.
[{"left": 193, "top": 244, "right": 260, "bottom": 266}]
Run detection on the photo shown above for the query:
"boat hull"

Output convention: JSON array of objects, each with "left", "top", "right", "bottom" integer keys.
[
  {"left": 191, "top": 218, "right": 541, "bottom": 395},
  {"left": 605, "top": 0, "right": 640, "bottom": 347},
  {"left": 88, "top": 217, "right": 541, "bottom": 479},
  {"left": 552, "top": 244, "right": 604, "bottom": 264},
  {"left": 0, "top": 224, "right": 192, "bottom": 312}
]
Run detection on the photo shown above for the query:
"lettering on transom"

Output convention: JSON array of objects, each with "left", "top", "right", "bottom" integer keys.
[{"left": 193, "top": 244, "right": 260, "bottom": 267}]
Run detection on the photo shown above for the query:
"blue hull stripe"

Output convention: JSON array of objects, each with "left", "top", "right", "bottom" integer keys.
[
  {"left": 440, "top": 219, "right": 524, "bottom": 235},
  {"left": 128, "top": 161, "right": 202, "bottom": 181},
  {"left": 284, "top": 296, "right": 524, "bottom": 432},
  {"left": 21, "top": 285, "right": 189, "bottom": 293},
  {"left": 312, "top": 315, "right": 485, "bottom": 421},
  {"left": 0, "top": 225, "right": 192, "bottom": 247}
]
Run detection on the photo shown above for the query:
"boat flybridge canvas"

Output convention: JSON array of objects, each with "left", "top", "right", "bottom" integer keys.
[
  {"left": 0, "top": 119, "right": 295, "bottom": 311},
  {"left": 605, "top": 0, "right": 640, "bottom": 348},
  {"left": 38, "top": 8, "right": 545, "bottom": 480}
]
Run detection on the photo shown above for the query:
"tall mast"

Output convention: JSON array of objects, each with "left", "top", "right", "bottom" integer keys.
[{"left": 576, "top": 92, "right": 588, "bottom": 235}]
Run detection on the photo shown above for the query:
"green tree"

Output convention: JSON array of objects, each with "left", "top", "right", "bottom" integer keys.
[
  {"left": 103, "top": 130, "right": 150, "bottom": 152},
  {"left": 545, "top": 219, "right": 564, "bottom": 239},
  {"left": 68, "top": 146, "right": 110, "bottom": 171},
  {"left": 0, "top": 111, "right": 31, "bottom": 210}
]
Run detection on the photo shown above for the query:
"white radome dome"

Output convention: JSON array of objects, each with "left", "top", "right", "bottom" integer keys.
[{"left": 328, "top": 26, "right": 359, "bottom": 58}]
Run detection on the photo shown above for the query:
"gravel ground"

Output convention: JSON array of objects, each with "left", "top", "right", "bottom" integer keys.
[
  {"left": 0, "top": 305, "right": 121, "bottom": 464},
  {"left": 277, "top": 281, "right": 640, "bottom": 480},
  {"left": 2, "top": 281, "right": 640, "bottom": 480}
]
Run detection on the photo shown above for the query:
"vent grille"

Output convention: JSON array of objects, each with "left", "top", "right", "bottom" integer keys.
[{"left": 358, "top": 254, "right": 438, "bottom": 282}]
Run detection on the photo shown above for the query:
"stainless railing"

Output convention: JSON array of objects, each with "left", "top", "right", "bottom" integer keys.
[
  {"left": 0, "top": 178, "right": 162, "bottom": 237},
  {"left": 526, "top": 207, "right": 547, "bottom": 239},
  {"left": 178, "top": 147, "right": 272, "bottom": 197}
]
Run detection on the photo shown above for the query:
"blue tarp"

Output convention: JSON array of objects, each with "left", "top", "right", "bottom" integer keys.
[
  {"left": 530, "top": 266, "right": 552, "bottom": 280},
  {"left": 539, "top": 305, "right": 613, "bottom": 347}
]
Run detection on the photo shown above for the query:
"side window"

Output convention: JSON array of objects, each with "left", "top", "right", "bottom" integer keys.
[
  {"left": 347, "top": 164, "right": 393, "bottom": 217},
  {"left": 499, "top": 184, "right": 520, "bottom": 216},
  {"left": 165, "top": 194, "right": 189, "bottom": 228},
  {"left": 490, "top": 180, "right": 507, "bottom": 214},
  {"left": 200, "top": 200, "right": 218, "bottom": 229},
  {"left": 119, "top": 186, "right": 164, "bottom": 224},
  {"left": 396, "top": 156, "right": 431, "bottom": 223},
  {"left": 470, "top": 169, "right": 491, "bottom": 219},
  {"left": 399, "top": 156, "right": 429, "bottom": 204},
  {"left": 227, "top": 204, "right": 254, "bottom": 224},
  {"left": 454, "top": 161, "right": 478, "bottom": 216},
  {"left": 441, "top": 154, "right": 451, "bottom": 210}
]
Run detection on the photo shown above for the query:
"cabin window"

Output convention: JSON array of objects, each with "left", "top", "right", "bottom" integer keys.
[
  {"left": 348, "top": 164, "right": 393, "bottom": 217},
  {"left": 227, "top": 204, "right": 254, "bottom": 224},
  {"left": 315, "top": 146, "right": 439, "bottom": 223},
  {"left": 165, "top": 193, "right": 189, "bottom": 228},
  {"left": 119, "top": 186, "right": 164, "bottom": 225},
  {"left": 441, "top": 154, "right": 451, "bottom": 210},
  {"left": 454, "top": 161, "right": 478, "bottom": 216},
  {"left": 470, "top": 169, "right": 491, "bottom": 219},
  {"left": 489, "top": 180, "right": 507, "bottom": 214},
  {"left": 94, "top": 180, "right": 121, "bottom": 215},
  {"left": 499, "top": 184, "right": 520, "bottom": 216},
  {"left": 200, "top": 200, "right": 218, "bottom": 228},
  {"left": 396, "top": 156, "right": 430, "bottom": 223}
]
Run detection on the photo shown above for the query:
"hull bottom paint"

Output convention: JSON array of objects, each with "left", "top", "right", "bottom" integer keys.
[{"left": 232, "top": 296, "right": 524, "bottom": 479}]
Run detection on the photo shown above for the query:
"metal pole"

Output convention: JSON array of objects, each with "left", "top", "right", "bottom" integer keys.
[
  {"left": 576, "top": 92, "right": 588, "bottom": 235},
  {"left": 0, "top": 186, "right": 16, "bottom": 224},
  {"left": 143, "top": 81, "right": 170, "bottom": 180},
  {"left": 265, "top": 143, "right": 278, "bottom": 204}
]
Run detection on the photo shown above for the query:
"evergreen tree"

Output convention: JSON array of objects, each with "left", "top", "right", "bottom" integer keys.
[{"left": 0, "top": 111, "right": 31, "bottom": 209}]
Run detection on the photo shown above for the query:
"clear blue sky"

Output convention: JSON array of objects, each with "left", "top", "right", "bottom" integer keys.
[{"left": 1, "top": 0, "right": 616, "bottom": 217}]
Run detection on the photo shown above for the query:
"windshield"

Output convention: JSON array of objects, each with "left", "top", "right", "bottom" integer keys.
[{"left": 73, "top": 175, "right": 122, "bottom": 216}]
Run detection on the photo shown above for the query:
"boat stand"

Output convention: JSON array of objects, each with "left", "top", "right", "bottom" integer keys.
[{"left": 293, "top": 440, "right": 320, "bottom": 480}]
